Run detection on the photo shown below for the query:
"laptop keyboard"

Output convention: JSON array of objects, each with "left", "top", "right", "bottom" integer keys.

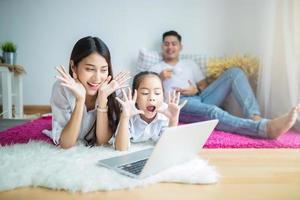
[{"left": 118, "top": 158, "right": 148, "bottom": 175}]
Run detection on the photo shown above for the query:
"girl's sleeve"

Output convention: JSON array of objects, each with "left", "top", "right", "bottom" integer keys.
[
  {"left": 153, "top": 119, "right": 169, "bottom": 142},
  {"left": 42, "top": 81, "right": 73, "bottom": 145}
]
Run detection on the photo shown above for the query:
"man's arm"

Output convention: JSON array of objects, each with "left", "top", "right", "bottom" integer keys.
[
  {"left": 159, "top": 69, "right": 173, "bottom": 81},
  {"left": 175, "top": 78, "right": 209, "bottom": 96},
  {"left": 150, "top": 62, "right": 173, "bottom": 81},
  {"left": 174, "top": 80, "right": 198, "bottom": 96},
  {"left": 196, "top": 79, "right": 209, "bottom": 92}
]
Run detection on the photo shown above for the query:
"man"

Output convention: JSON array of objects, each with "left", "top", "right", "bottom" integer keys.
[{"left": 150, "top": 30, "right": 300, "bottom": 139}]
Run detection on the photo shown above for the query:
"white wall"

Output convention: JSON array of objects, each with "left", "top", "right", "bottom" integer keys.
[{"left": 0, "top": 0, "right": 268, "bottom": 105}]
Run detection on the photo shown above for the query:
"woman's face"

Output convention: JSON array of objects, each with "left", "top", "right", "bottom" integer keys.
[
  {"left": 72, "top": 52, "right": 109, "bottom": 96},
  {"left": 136, "top": 75, "right": 164, "bottom": 122}
]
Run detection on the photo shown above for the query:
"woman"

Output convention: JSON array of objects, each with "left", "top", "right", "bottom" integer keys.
[{"left": 43, "top": 36, "right": 130, "bottom": 149}]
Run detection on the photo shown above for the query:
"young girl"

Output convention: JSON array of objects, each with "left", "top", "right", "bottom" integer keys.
[
  {"left": 43, "top": 36, "right": 130, "bottom": 149},
  {"left": 113, "top": 71, "right": 187, "bottom": 151}
]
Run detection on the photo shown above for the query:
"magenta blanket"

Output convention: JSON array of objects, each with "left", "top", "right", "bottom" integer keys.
[{"left": 1, "top": 116, "right": 300, "bottom": 148}]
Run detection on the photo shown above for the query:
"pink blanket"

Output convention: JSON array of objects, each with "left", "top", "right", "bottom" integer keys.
[{"left": 1, "top": 116, "right": 300, "bottom": 148}]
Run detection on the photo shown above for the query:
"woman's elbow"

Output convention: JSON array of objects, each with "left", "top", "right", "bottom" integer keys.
[
  {"left": 116, "top": 146, "right": 128, "bottom": 151},
  {"left": 59, "top": 140, "right": 76, "bottom": 149},
  {"left": 115, "top": 143, "right": 128, "bottom": 151},
  {"left": 96, "top": 138, "right": 109, "bottom": 146}
]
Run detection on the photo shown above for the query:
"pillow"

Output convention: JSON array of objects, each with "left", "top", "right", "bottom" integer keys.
[
  {"left": 206, "top": 54, "right": 259, "bottom": 90},
  {"left": 137, "top": 48, "right": 162, "bottom": 72},
  {"left": 137, "top": 48, "right": 207, "bottom": 75}
]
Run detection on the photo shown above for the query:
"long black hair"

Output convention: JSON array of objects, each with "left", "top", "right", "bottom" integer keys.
[{"left": 69, "top": 36, "right": 121, "bottom": 145}]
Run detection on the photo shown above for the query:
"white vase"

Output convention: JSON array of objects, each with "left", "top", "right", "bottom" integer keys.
[{"left": 3, "top": 52, "right": 17, "bottom": 65}]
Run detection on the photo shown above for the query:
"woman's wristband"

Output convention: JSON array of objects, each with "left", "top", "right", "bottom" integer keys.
[{"left": 97, "top": 105, "right": 108, "bottom": 113}]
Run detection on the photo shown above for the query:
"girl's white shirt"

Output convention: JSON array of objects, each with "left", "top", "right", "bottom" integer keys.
[
  {"left": 42, "top": 81, "right": 97, "bottom": 145},
  {"left": 111, "top": 103, "right": 169, "bottom": 148}
]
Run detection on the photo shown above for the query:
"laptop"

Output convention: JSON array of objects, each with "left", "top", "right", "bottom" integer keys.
[{"left": 97, "top": 119, "right": 218, "bottom": 179}]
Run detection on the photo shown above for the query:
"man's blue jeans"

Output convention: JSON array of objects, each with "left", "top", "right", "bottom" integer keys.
[{"left": 180, "top": 67, "right": 268, "bottom": 138}]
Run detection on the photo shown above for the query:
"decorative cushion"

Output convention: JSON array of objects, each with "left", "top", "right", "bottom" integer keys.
[
  {"left": 137, "top": 48, "right": 207, "bottom": 75},
  {"left": 137, "top": 48, "right": 162, "bottom": 72}
]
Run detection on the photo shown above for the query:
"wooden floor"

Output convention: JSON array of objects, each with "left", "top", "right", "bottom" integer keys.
[
  {"left": 1, "top": 149, "right": 300, "bottom": 200},
  {"left": 0, "top": 119, "right": 29, "bottom": 131}
]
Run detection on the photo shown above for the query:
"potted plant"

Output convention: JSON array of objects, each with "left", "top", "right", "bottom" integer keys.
[{"left": 1, "top": 41, "right": 17, "bottom": 65}]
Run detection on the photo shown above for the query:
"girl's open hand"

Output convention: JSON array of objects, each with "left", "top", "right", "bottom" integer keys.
[
  {"left": 55, "top": 65, "right": 86, "bottom": 101},
  {"left": 157, "top": 90, "right": 187, "bottom": 122},
  {"left": 115, "top": 88, "right": 144, "bottom": 118}
]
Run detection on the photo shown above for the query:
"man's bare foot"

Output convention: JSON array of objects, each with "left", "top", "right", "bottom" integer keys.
[
  {"left": 267, "top": 104, "right": 300, "bottom": 139},
  {"left": 251, "top": 114, "right": 262, "bottom": 121}
]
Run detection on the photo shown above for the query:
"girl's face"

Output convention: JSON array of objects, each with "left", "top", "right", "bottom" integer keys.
[
  {"left": 72, "top": 52, "right": 109, "bottom": 96},
  {"left": 136, "top": 75, "right": 164, "bottom": 122}
]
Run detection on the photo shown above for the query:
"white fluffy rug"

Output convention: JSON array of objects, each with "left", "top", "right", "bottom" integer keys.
[{"left": 0, "top": 141, "right": 218, "bottom": 192}]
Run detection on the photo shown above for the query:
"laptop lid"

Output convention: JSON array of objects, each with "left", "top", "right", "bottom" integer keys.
[{"left": 139, "top": 119, "right": 218, "bottom": 178}]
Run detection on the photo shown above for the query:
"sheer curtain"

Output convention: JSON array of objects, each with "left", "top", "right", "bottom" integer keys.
[{"left": 258, "top": 0, "right": 300, "bottom": 130}]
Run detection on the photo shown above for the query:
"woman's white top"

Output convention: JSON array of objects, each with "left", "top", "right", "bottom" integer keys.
[{"left": 42, "top": 81, "right": 97, "bottom": 145}]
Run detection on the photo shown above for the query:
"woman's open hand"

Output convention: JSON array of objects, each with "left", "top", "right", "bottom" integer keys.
[
  {"left": 98, "top": 71, "right": 130, "bottom": 101},
  {"left": 55, "top": 65, "right": 86, "bottom": 101}
]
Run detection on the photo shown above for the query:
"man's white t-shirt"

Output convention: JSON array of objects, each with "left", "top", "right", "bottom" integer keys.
[{"left": 150, "top": 60, "right": 205, "bottom": 95}]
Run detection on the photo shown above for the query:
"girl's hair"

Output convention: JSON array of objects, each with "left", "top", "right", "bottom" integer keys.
[
  {"left": 132, "top": 71, "right": 162, "bottom": 91},
  {"left": 69, "top": 36, "right": 121, "bottom": 145}
]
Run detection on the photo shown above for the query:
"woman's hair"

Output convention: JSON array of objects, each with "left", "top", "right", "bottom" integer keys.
[
  {"left": 69, "top": 36, "right": 121, "bottom": 145},
  {"left": 132, "top": 71, "right": 162, "bottom": 91}
]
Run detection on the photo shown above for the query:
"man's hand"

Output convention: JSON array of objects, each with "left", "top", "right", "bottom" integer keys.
[
  {"left": 197, "top": 79, "right": 209, "bottom": 92},
  {"left": 173, "top": 80, "right": 198, "bottom": 96},
  {"left": 159, "top": 69, "right": 173, "bottom": 80}
]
